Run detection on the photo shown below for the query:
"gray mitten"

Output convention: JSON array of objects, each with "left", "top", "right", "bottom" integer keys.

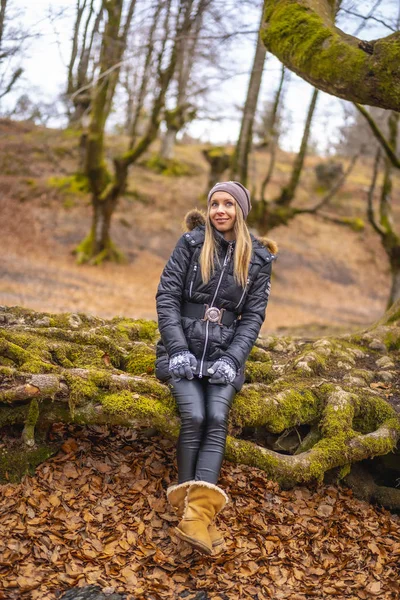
[
  {"left": 169, "top": 350, "right": 197, "bottom": 381},
  {"left": 207, "top": 357, "right": 237, "bottom": 384}
]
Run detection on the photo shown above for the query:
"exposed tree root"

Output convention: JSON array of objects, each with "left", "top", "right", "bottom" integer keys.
[
  {"left": 345, "top": 464, "right": 400, "bottom": 511},
  {"left": 0, "top": 305, "right": 399, "bottom": 497}
]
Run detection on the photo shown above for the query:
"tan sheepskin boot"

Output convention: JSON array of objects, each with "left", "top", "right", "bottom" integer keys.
[
  {"left": 167, "top": 481, "right": 224, "bottom": 547},
  {"left": 173, "top": 481, "right": 228, "bottom": 555}
]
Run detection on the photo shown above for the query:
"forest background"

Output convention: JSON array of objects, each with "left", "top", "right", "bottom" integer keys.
[{"left": 0, "top": 1, "right": 400, "bottom": 599}]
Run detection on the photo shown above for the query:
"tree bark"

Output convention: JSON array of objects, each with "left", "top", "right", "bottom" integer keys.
[
  {"left": 231, "top": 9, "right": 267, "bottom": 186},
  {"left": 128, "top": 0, "right": 161, "bottom": 146},
  {"left": 202, "top": 147, "right": 231, "bottom": 191},
  {"left": 276, "top": 87, "right": 319, "bottom": 206},
  {"left": 366, "top": 114, "right": 400, "bottom": 309},
  {"left": 1, "top": 304, "right": 399, "bottom": 494},
  {"left": 261, "top": 0, "right": 400, "bottom": 111},
  {"left": 160, "top": 127, "right": 177, "bottom": 160},
  {"left": 158, "top": 0, "right": 208, "bottom": 160},
  {"left": 77, "top": 0, "right": 180, "bottom": 264},
  {"left": 0, "top": 0, "right": 8, "bottom": 51}
]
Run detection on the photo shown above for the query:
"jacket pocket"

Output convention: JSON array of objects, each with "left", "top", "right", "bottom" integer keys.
[
  {"left": 234, "top": 276, "right": 251, "bottom": 310},
  {"left": 189, "top": 263, "right": 198, "bottom": 299}
]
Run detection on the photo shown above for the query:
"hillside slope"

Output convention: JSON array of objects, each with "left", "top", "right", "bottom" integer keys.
[{"left": 0, "top": 118, "right": 398, "bottom": 336}]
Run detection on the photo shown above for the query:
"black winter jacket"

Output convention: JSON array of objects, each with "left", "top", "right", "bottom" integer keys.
[{"left": 155, "top": 209, "right": 278, "bottom": 392}]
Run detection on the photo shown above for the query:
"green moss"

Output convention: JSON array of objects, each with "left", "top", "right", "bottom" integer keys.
[
  {"left": 355, "top": 393, "right": 400, "bottom": 433},
  {"left": 22, "top": 399, "right": 40, "bottom": 445},
  {"left": 74, "top": 229, "right": 126, "bottom": 265},
  {"left": 320, "top": 395, "right": 355, "bottom": 437},
  {"left": 142, "top": 153, "right": 192, "bottom": 177},
  {"left": 0, "top": 443, "right": 56, "bottom": 483},
  {"left": 351, "top": 369, "right": 375, "bottom": 383},
  {"left": 231, "top": 382, "right": 320, "bottom": 433},
  {"left": 226, "top": 436, "right": 281, "bottom": 477},
  {"left": 63, "top": 372, "right": 100, "bottom": 416},
  {"left": 125, "top": 343, "right": 155, "bottom": 376},
  {"left": 383, "top": 328, "right": 400, "bottom": 350},
  {"left": 113, "top": 318, "right": 158, "bottom": 342},
  {"left": 0, "top": 404, "right": 29, "bottom": 427},
  {"left": 62, "top": 128, "right": 82, "bottom": 139},
  {"left": 0, "top": 330, "right": 59, "bottom": 374},
  {"left": 205, "top": 146, "right": 230, "bottom": 159},
  {"left": 47, "top": 174, "right": 90, "bottom": 195},
  {"left": 245, "top": 361, "right": 275, "bottom": 383},
  {"left": 101, "top": 390, "right": 179, "bottom": 437},
  {"left": 249, "top": 346, "right": 272, "bottom": 363},
  {"left": 386, "top": 307, "right": 400, "bottom": 324},
  {"left": 0, "top": 366, "right": 15, "bottom": 377},
  {"left": 340, "top": 217, "right": 365, "bottom": 231},
  {"left": 262, "top": 3, "right": 365, "bottom": 81}
]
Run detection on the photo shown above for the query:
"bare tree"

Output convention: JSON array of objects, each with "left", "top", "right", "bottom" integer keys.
[
  {"left": 230, "top": 3, "right": 267, "bottom": 185},
  {"left": 366, "top": 113, "right": 400, "bottom": 308},
  {"left": 77, "top": 0, "right": 195, "bottom": 264},
  {"left": 159, "top": 0, "right": 211, "bottom": 160},
  {"left": 65, "top": 0, "right": 104, "bottom": 126},
  {"left": 0, "top": 0, "right": 25, "bottom": 101}
]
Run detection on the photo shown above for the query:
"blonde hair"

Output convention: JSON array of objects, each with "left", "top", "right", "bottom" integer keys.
[{"left": 199, "top": 202, "right": 252, "bottom": 289}]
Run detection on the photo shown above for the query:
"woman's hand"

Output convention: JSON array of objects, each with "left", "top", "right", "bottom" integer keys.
[
  {"left": 207, "top": 357, "right": 237, "bottom": 384},
  {"left": 169, "top": 351, "right": 197, "bottom": 381}
]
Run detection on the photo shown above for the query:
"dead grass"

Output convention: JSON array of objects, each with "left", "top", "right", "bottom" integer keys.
[{"left": 0, "top": 119, "right": 398, "bottom": 335}]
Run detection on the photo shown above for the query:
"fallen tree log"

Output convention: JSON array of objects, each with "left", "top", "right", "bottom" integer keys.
[{"left": 0, "top": 304, "right": 399, "bottom": 496}]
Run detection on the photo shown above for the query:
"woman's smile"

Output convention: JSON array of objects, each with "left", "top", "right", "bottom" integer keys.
[{"left": 209, "top": 191, "right": 237, "bottom": 239}]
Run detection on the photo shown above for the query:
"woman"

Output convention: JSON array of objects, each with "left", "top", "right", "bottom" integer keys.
[{"left": 155, "top": 181, "right": 278, "bottom": 555}]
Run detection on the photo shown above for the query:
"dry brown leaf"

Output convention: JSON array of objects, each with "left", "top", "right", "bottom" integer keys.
[{"left": 316, "top": 504, "right": 333, "bottom": 517}]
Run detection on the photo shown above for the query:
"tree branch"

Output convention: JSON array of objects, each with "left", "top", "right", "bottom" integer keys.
[
  {"left": 298, "top": 147, "right": 361, "bottom": 214},
  {"left": 354, "top": 103, "right": 400, "bottom": 169},
  {"left": 367, "top": 147, "right": 387, "bottom": 238},
  {"left": 262, "top": 0, "right": 400, "bottom": 111}
]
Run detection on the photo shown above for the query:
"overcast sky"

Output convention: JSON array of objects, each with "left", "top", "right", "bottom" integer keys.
[{"left": 2, "top": 0, "right": 398, "bottom": 155}]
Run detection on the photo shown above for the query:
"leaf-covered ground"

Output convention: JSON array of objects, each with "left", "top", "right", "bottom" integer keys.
[{"left": 0, "top": 425, "right": 399, "bottom": 600}]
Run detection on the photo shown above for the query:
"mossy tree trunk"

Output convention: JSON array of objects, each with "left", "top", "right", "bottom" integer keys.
[
  {"left": 160, "top": 104, "right": 196, "bottom": 160},
  {"left": 202, "top": 147, "right": 231, "bottom": 191},
  {"left": 77, "top": 0, "right": 180, "bottom": 264},
  {"left": 261, "top": 0, "right": 400, "bottom": 112},
  {"left": 1, "top": 304, "right": 399, "bottom": 506}
]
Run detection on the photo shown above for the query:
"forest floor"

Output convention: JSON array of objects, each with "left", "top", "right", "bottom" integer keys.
[
  {"left": 0, "top": 118, "right": 399, "bottom": 337},
  {"left": 1, "top": 120, "right": 400, "bottom": 600},
  {"left": 0, "top": 424, "right": 399, "bottom": 600}
]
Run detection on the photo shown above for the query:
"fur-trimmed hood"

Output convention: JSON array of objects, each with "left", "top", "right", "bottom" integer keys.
[{"left": 183, "top": 208, "right": 279, "bottom": 256}]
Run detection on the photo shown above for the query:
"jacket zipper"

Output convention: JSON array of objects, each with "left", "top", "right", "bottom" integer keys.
[
  {"left": 234, "top": 276, "right": 250, "bottom": 309},
  {"left": 189, "top": 264, "right": 198, "bottom": 299},
  {"left": 198, "top": 242, "right": 234, "bottom": 378}
]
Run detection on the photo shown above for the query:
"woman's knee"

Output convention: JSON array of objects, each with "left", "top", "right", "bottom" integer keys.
[
  {"left": 182, "top": 409, "right": 206, "bottom": 430},
  {"left": 206, "top": 403, "right": 229, "bottom": 430}
]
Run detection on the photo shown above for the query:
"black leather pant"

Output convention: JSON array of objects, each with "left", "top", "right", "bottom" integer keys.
[{"left": 168, "top": 376, "right": 236, "bottom": 485}]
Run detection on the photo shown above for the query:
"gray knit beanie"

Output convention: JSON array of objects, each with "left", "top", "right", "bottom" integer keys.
[{"left": 207, "top": 181, "right": 252, "bottom": 219}]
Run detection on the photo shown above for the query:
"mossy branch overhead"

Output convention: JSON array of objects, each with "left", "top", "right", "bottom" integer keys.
[
  {"left": 0, "top": 305, "right": 399, "bottom": 494},
  {"left": 261, "top": 0, "right": 400, "bottom": 111}
]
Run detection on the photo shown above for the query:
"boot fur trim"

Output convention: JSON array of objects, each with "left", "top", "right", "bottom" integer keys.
[
  {"left": 183, "top": 481, "right": 229, "bottom": 511},
  {"left": 166, "top": 480, "right": 195, "bottom": 499}
]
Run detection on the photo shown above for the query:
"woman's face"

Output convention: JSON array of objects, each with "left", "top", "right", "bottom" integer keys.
[{"left": 209, "top": 191, "right": 237, "bottom": 238}]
